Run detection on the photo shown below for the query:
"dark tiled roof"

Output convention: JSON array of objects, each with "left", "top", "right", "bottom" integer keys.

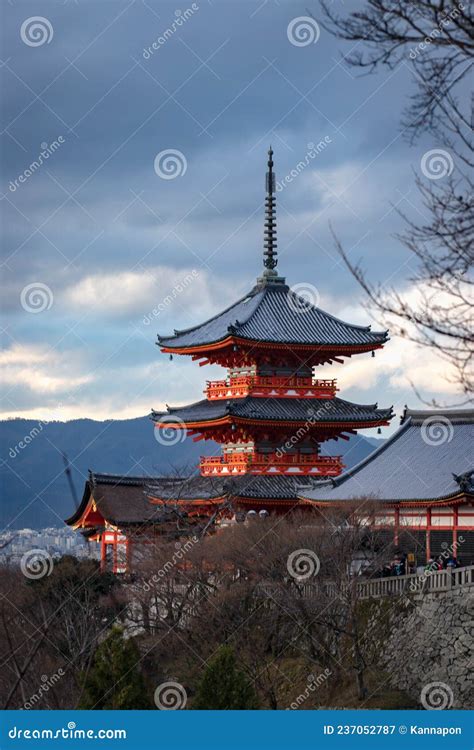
[
  {"left": 147, "top": 475, "right": 227, "bottom": 501},
  {"left": 65, "top": 473, "right": 318, "bottom": 526},
  {"left": 229, "top": 475, "right": 316, "bottom": 500},
  {"left": 298, "top": 409, "right": 474, "bottom": 503},
  {"left": 153, "top": 396, "right": 393, "bottom": 425},
  {"left": 158, "top": 284, "right": 388, "bottom": 349},
  {"left": 65, "top": 472, "right": 189, "bottom": 526},
  {"left": 400, "top": 408, "right": 474, "bottom": 426},
  {"left": 149, "top": 474, "right": 316, "bottom": 501}
]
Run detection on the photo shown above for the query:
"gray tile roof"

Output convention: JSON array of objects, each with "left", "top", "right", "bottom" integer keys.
[
  {"left": 298, "top": 409, "right": 474, "bottom": 503},
  {"left": 229, "top": 475, "right": 316, "bottom": 500},
  {"left": 152, "top": 396, "right": 393, "bottom": 425},
  {"left": 146, "top": 475, "right": 227, "bottom": 501},
  {"left": 65, "top": 473, "right": 189, "bottom": 526},
  {"left": 158, "top": 284, "right": 388, "bottom": 349},
  {"left": 148, "top": 475, "right": 316, "bottom": 501}
]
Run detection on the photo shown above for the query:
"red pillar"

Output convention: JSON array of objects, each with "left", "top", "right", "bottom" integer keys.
[
  {"left": 426, "top": 507, "right": 431, "bottom": 562},
  {"left": 394, "top": 507, "right": 399, "bottom": 546},
  {"left": 100, "top": 536, "right": 106, "bottom": 572},
  {"left": 453, "top": 506, "right": 458, "bottom": 558},
  {"left": 113, "top": 531, "right": 118, "bottom": 574}
]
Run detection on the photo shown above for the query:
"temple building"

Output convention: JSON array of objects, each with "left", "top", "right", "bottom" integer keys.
[
  {"left": 298, "top": 409, "right": 474, "bottom": 565},
  {"left": 65, "top": 474, "right": 191, "bottom": 573},
  {"left": 65, "top": 149, "right": 473, "bottom": 570}
]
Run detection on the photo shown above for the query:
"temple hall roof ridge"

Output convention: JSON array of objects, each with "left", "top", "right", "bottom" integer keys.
[{"left": 298, "top": 408, "right": 474, "bottom": 503}]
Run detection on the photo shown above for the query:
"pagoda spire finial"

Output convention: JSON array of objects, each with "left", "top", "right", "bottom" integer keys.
[
  {"left": 256, "top": 148, "right": 285, "bottom": 287},
  {"left": 263, "top": 146, "right": 277, "bottom": 271}
]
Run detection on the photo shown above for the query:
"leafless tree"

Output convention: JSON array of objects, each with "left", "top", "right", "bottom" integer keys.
[
  {"left": 176, "top": 506, "right": 395, "bottom": 706},
  {"left": 0, "top": 509, "right": 410, "bottom": 709},
  {"left": 126, "top": 526, "right": 224, "bottom": 637},
  {"left": 0, "top": 558, "right": 121, "bottom": 709},
  {"left": 318, "top": 0, "right": 473, "bottom": 400}
]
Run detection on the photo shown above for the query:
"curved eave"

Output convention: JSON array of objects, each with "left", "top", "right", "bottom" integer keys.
[
  {"left": 65, "top": 482, "right": 94, "bottom": 527},
  {"left": 65, "top": 507, "right": 88, "bottom": 527},
  {"left": 160, "top": 335, "right": 387, "bottom": 356},
  {"left": 154, "top": 415, "right": 392, "bottom": 430},
  {"left": 298, "top": 492, "right": 474, "bottom": 507},
  {"left": 148, "top": 496, "right": 226, "bottom": 507},
  {"left": 235, "top": 497, "right": 305, "bottom": 506},
  {"left": 65, "top": 494, "right": 119, "bottom": 530}
]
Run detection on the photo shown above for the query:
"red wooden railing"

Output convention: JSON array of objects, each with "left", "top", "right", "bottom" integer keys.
[
  {"left": 205, "top": 375, "right": 338, "bottom": 400},
  {"left": 200, "top": 451, "right": 343, "bottom": 476}
]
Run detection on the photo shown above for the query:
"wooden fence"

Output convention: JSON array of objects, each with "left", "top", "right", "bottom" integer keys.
[{"left": 301, "top": 565, "right": 474, "bottom": 601}]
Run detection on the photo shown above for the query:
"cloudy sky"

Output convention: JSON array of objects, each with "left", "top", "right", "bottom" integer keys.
[{"left": 1, "top": 0, "right": 460, "bottom": 433}]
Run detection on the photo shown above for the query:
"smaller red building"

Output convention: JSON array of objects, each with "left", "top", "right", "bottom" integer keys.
[{"left": 65, "top": 473, "right": 225, "bottom": 573}]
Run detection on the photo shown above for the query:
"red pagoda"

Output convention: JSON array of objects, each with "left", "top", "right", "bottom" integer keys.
[{"left": 151, "top": 148, "right": 393, "bottom": 513}]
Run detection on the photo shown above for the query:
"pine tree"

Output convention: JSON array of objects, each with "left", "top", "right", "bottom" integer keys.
[
  {"left": 193, "top": 646, "right": 259, "bottom": 709},
  {"left": 79, "top": 627, "right": 150, "bottom": 709}
]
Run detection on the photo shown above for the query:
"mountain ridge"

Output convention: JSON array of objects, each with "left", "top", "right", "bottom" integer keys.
[{"left": 1, "top": 416, "right": 384, "bottom": 529}]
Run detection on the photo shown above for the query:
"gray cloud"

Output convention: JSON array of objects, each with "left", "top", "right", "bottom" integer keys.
[{"left": 1, "top": 0, "right": 450, "bottom": 421}]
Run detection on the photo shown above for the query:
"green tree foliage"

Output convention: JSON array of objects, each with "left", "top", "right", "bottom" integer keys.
[
  {"left": 79, "top": 627, "right": 150, "bottom": 709},
  {"left": 193, "top": 646, "right": 259, "bottom": 710}
]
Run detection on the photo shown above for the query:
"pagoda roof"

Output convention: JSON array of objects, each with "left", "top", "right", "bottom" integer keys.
[
  {"left": 148, "top": 474, "right": 314, "bottom": 502},
  {"left": 147, "top": 475, "right": 227, "bottom": 501},
  {"left": 153, "top": 396, "right": 393, "bottom": 426},
  {"left": 297, "top": 409, "right": 474, "bottom": 504},
  {"left": 158, "top": 283, "right": 388, "bottom": 351},
  {"left": 229, "top": 475, "right": 315, "bottom": 500}
]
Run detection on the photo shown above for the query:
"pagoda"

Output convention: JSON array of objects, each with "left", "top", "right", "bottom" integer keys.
[
  {"left": 65, "top": 151, "right": 473, "bottom": 571},
  {"left": 152, "top": 148, "right": 393, "bottom": 513}
]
